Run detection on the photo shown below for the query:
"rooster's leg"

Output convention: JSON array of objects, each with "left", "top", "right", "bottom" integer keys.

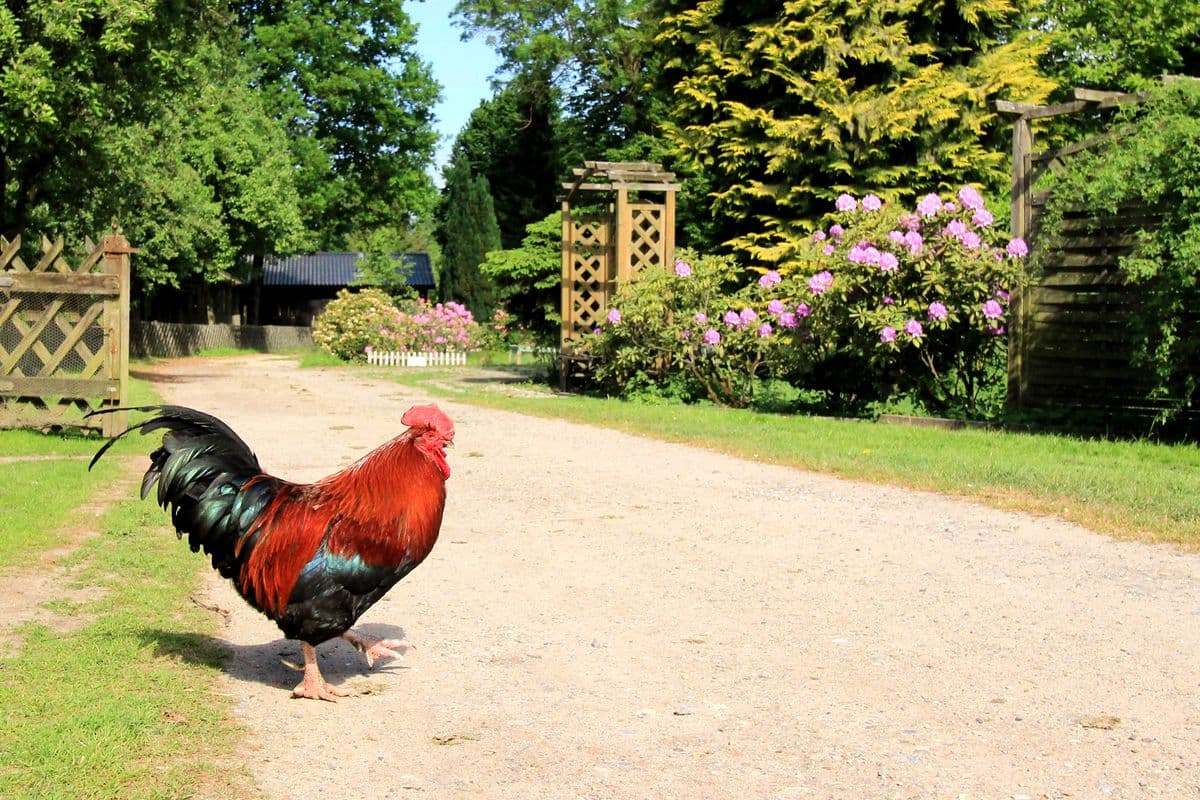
[
  {"left": 341, "top": 630, "right": 406, "bottom": 668},
  {"left": 292, "top": 642, "right": 353, "bottom": 702}
]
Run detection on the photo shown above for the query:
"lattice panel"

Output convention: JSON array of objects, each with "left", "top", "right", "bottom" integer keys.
[
  {"left": 0, "top": 234, "right": 128, "bottom": 432},
  {"left": 563, "top": 215, "right": 613, "bottom": 344},
  {"left": 629, "top": 204, "right": 666, "bottom": 273}
]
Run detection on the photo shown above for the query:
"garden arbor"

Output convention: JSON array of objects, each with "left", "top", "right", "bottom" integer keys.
[{"left": 559, "top": 161, "right": 679, "bottom": 355}]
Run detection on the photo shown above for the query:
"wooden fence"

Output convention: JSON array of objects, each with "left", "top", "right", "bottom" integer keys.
[
  {"left": 999, "top": 87, "right": 1196, "bottom": 427},
  {"left": 0, "top": 234, "right": 131, "bottom": 434}
]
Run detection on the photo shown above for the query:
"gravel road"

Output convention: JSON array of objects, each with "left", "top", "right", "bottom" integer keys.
[{"left": 137, "top": 355, "right": 1200, "bottom": 800}]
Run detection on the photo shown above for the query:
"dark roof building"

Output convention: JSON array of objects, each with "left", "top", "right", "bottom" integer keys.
[{"left": 262, "top": 252, "right": 435, "bottom": 290}]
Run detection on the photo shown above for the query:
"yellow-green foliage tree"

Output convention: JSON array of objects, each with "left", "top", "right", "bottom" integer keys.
[{"left": 654, "top": 0, "right": 1056, "bottom": 266}]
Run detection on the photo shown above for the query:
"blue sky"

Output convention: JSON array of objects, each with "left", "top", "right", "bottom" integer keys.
[{"left": 406, "top": 3, "right": 502, "bottom": 179}]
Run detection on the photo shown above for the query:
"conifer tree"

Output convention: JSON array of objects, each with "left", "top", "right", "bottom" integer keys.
[
  {"left": 437, "top": 154, "right": 502, "bottom": 318},
  {"left": 654, "top": 0, "right": 1055, "bottom": 265}
]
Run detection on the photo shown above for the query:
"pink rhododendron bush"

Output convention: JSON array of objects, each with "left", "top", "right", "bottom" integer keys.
[
  {"left": 313, "top": 288, "right": 480, "bottom": 362},
  {"left": 586, "top": 188, "right": 1028, "bottom": 414}
]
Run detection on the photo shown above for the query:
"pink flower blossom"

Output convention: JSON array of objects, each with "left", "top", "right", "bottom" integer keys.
[
  {"left": 767, "top": 299, "right": 785, "bottom": 316},
  {"left": 883, "top": 295, "right": 894, "bottom": 305},
  {"left": 808, "top": 271, "right": 834, "bottom": 295},
  {"left": 836, "top": 193, "right": 857, "bottom": 212},
  {"left": 813, "top": 230, "right": 827, "bottom": 242},
  {"left": 364, "top": 345, "right": 373, "bottom": 354},
  {"left": 723, "top": 310, "right": 742, "bottom": 327},
  {"left": 898, "top": 213, "right": 921, "bottom": 231},
  {"left": 944, "top": 219, "right": 968, "bottom": 239},
  {"left": 739, "top": 307, "right": 757, "bottom": 324},
  {"left": 674, "top": 259, "right": 692, "bottom": 277},
  {"left": 796, "top": 302, "right": 811, "bottom": 317},
  {"left": 957, "top": 185, "right": 985, "bottom": 211},
  {"left": 757, "top": 322, "right": 773, "bottom": 337},
  {"left": 943, "top": 201, "right": 958, "bottom": 213},
  {"left": 703, "top": 328, "right": 721, "bottom": 345},
  {"left": 904, "top": 319, "right": 924, "bottom": 338},
  {"left": 759, "top": 270, "right": 782, "bottom": 286},
  {"left": 916, "top": 193, "right": 942, "bottom": 217},
  {"left": 994, "top": 288, "right": 1010, "bottom": 303},
  {"left": 986, "top": 323, "right": 1007, "bottom": 336},
  {"left": 879, "top": 252, "right": 899, "bottom": 272},
  {"left": 880, "top": 326, "right": 897, "bottom": 343},
  {"left": 694, "top": 311, "right": 708, "bottom": 325},
  {"left": 779, "top": 311, "right": 798, "bottom": 328},
  {"left": 888, "top": 230, "right": 906, "bottom": 246},
  {"left": 982, "top": 299, "right": 1004, "bottom": 319},
  {"left": 927, "top": 301, "right": 948, "bottom": 321},
  {"left": 972, "top": 208, "right": 994, "bottom": 227},
  {"left": 862, "top": 193, "right": 883, "bottom": 211},
  {"left": 960, "top": 230, "right": 982, "bottom": 250},
  {"left": 829, "top": 224, "right": 844, "bottom": 238},
  {"left": 1006, "top": 237, "right": 1029, "bottom": 258},
  {"left": 904, "top": 230, "right": 923, "bottom": 255},
  {"left": 607, "top": 308, "right": 622, "bottom": 324},
  {"left": 822, "top": 243, "right": 836, "bottom": 256}
]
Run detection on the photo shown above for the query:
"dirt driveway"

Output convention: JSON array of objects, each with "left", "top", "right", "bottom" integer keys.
[{"left": 135, "top": 355, "right": 1199, "bottom": 799}]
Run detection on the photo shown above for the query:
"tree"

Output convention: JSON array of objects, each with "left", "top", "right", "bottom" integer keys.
[
  {"left": 452, "top": 0, "right": 662, "bottom": 162},
  {"left": 479, "top": 211, "right": 563, "bottom": 341},
  {"left": 453, "top": 82, "right": 561, "bottom": 249},
  {"left": 239, "top": 0, "right": 441, "bottom": 248},
  {"left": 654, "top": 0, "right": 1055, "bottom": 263},
  {"left": 0, "top": 1, "right": 229, "bottom": 234},
  {"left": 437, "top": 154, "right": 501, "bottom": 318},
  {"left": 1041, "top": 0, "right": 1200, "bottom": 93}
]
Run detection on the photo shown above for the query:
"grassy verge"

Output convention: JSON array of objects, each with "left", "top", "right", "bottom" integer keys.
[
  {"left": 0, "top": 498, "right": 253, "bottom": 799},
  {"left": 369, "top": 363, "right": 1200, "bottom": 548},
  {"left": 0, "top": 378, "right": 254, "bottom": 799}
]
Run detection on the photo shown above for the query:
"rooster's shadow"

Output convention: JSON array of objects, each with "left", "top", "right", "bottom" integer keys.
[{"left": 139, "top": 622, "right": 411, "bottom": 692}]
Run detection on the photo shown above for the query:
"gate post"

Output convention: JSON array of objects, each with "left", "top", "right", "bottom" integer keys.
[{"left": 101, "top": 234, "right": 133, "bottom": 437}]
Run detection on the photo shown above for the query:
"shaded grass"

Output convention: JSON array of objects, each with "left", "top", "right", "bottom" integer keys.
[
  {"left": 0, "top": 498, "right": 254, "bottom": 799},
  {"left": 376, "top": 364, "right": 1200, "bottom": 548}
]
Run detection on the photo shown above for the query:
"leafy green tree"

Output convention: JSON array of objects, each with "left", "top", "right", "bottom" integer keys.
[
  {"left": 0, "top": 0, "right": 228, "bottom": 234},
  {"left": 655, "top": 0, "right": 1055, "bottom": 261},
  {"left": 1041, "top": 0, "right": 1200, "bottom": 93},
  {"left": 452, "top": 0, "right": 662, "bottom": 162},
  {"left": 437, "top": 154, "right": 501, "bottom": 318},
  {"left": 479, "top": 211, "right": 563, "bottom": 341},
  {"left": 239, "top": 0, "right": 441, "bottom": 248}
]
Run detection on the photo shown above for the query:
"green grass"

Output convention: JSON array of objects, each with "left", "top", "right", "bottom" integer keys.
[
  {"left": 371, "top": 363, "right": 1200, "bottom": 547},
  {"left": 0, "top": 377, "right": 163, "bottom": 570},
  {"left": 0, "top": 498, "right": 253, "bottom": 800}
]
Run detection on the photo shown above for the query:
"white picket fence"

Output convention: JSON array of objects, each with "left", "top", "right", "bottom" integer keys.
[{"left": 365, "top": 350, "right": 468, "bottom": 367}]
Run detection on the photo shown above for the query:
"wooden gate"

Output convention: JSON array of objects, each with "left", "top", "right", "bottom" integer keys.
[
  {"left": 0, "top": 234, "right": 132, "bottom": 434},
  {"left": 559, "top": 161, "right": 679, "bottom": 351}
]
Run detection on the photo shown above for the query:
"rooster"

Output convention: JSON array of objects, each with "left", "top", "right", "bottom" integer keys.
[{"left": 88, "top": 403, "right": 453, "bottom": 701}]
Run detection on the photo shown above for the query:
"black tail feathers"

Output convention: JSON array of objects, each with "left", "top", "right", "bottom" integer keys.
[{"left": 88, "top": 405, "right": 277, "bottom": 578}]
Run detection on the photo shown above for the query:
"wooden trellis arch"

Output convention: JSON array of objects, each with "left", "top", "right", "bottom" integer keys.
[
  {"left": 0, "top": 234, "right": 131, "bottom": 434},
  {"left": 559, "top": 161, "right": 680, "bottom": 352}
]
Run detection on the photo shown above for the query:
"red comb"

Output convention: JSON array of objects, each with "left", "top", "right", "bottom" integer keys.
[{"left": 401, "top": 404, "right": 454, "bottom": 436}]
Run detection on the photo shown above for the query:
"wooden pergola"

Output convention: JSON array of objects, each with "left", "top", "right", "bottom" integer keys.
[{"left": 559, "top": 161, "right": 680, "bottom": 354}]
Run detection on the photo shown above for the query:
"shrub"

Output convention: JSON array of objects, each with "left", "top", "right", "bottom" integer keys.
[
  {"left": 312, "top": 290, "right": 480, "bottom": 362},
  {"left": 775, "top": 188, "right": 1028, "bottom": 416},
  {"left": 311, "top": 288, "right": 398, "bottom": 362},
  {"left": 585, "top": 187, "right": 1028, "bottom": 416},
  {"left": 584, "top": 252, "right": 816, "bottom": 408}
]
